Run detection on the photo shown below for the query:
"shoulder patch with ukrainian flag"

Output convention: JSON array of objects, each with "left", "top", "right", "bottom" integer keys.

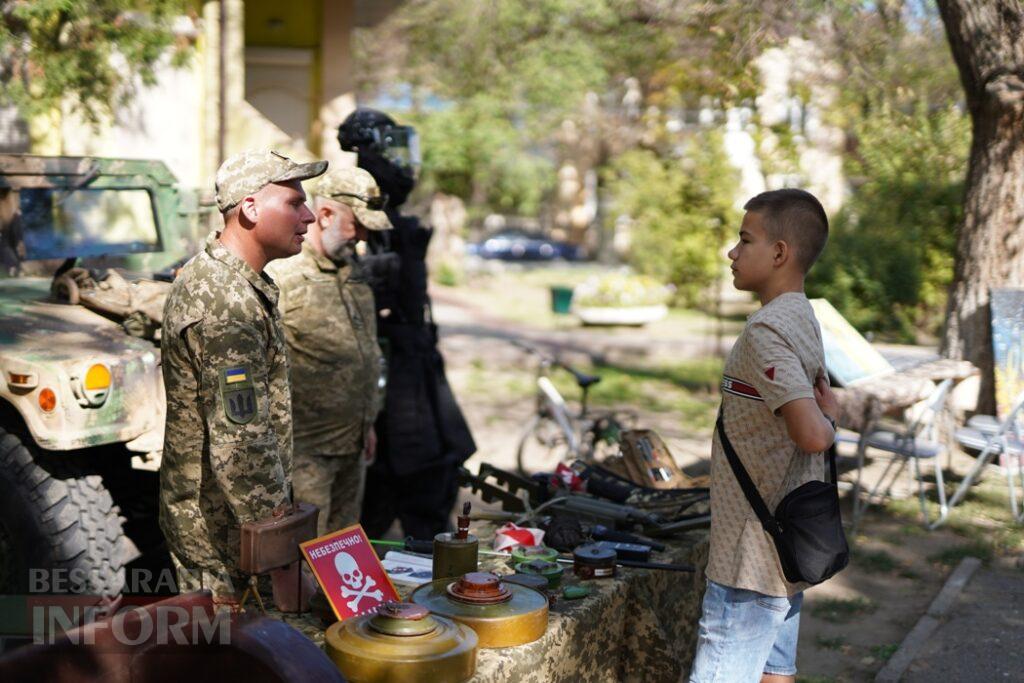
[{"left": 219, "top": 364, "right": 257, "bottom": 424}]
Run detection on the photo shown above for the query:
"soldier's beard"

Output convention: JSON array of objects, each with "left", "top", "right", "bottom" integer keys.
[{"left": 321, "top": 224, "right": 354, "bottom": 262}]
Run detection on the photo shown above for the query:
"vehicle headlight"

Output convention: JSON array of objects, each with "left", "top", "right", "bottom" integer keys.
[{"left": 76, "top": 363, "right": 112, "bottom": 407}]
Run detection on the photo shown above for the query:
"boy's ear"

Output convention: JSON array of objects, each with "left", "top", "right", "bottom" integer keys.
[{"left": 772, "top": 240, "right": 790, "bottom": 268}]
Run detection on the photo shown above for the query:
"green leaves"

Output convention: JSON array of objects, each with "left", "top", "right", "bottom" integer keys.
[
  {"left": 604, "top": 131, "right": 740, "bottom": 308},
  {"left": 409, "top": 97, "right": 556, "bottom": 217},
  {"left": 0, "top": 0, "right": 190, "bottom": 125},
  {"left": 807, "top": 103, "right": 969, "bottom": 341}
]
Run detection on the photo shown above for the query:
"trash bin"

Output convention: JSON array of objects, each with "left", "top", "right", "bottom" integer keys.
[{"left": 550, "top": 285, "right": 573, "bottom": 315}]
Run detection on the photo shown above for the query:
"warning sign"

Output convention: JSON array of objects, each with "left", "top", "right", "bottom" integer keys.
[{"left": 300, "top": 524, "right": 399, "bottom": 621}]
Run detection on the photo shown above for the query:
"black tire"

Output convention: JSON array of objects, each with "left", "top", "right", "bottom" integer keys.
[{"left": 0, "top": 428, "right": 137, "bottom": 595}]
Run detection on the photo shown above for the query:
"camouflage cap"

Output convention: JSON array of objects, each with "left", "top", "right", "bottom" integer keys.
[
  {"left": 215, "top": 149, "right": 328, "bottom": 212},
  {"left": 313, "top": 166, "right": 392, "bottom": 231}
]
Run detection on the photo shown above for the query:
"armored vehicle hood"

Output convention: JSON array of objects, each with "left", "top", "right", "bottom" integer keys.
[{"left": 0, "top": 278, "right": 164, "bottom": 451}]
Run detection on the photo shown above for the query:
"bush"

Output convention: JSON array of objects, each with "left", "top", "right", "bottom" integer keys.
[
  {"left": 604, "top": 131, "right": 740, "bottom": 308},
  {"left": 432, "top": 258, "right": 463, "bottom": 287},
  {"left": 807, "top": 104, "right": 969, "bottom": 342}
]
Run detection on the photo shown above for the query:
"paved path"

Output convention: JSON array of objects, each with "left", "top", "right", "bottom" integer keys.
[{"left": 902, "top": 564, "right": 1024, "bottom": 681}]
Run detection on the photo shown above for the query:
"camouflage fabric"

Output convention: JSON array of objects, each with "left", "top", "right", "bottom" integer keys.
[
  {"left": 833, "top": 358, "right": 977, "bottom": 432},
  {"left": 313, "top": 167, "right": 392, "bottom": 231},
  {"left": 267, "top": 245, "right": 383, "bottom": 456},
  {"left": 159, "top": 233, "right": 293, "bottom": 597},
  {"left": 215, "top": 149, "right": 327, "bottom": 212},
  {"left": 293, "top": 450, "right": 366, "bottom": 536},
  {"left": 51, "top": 267, "right": 171, "bottom": 340},
  {"left": 274, "top": 523, "right": 710, "bottom": 682}
]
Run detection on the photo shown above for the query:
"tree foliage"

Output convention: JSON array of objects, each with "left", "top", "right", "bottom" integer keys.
[
  {"left": 0, "top": 0, "right": 191, "bottom": 125},
  {"left": 803, "top": 1, "right": 970, "bottom": 341},
  {"left": 353, "top": 0, "right": 810, "bottom": 217},
  {"left": 408, "top": 97, "right": 556, "bottom": 217},
  {"left": 807, "top": 103, "right": 970, "bottom": 341},
  {"left": 604, "top": 131, "right": 740, "bottom": 307},
  {"left": 358, "top": 0, "right": 977, "bottom": 340}
]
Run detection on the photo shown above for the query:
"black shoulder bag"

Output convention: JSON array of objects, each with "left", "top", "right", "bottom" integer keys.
[{"left": 716, "top": 411, "right": 848, "bottom": 585}]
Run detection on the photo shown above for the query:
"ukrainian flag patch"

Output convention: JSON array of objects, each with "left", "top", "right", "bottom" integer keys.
[
  {"left": 219, "top": 364, "right": 256, "bottom": 424},
  {"left": 225, "top": 367, "right": 248, "bottom": 384}
]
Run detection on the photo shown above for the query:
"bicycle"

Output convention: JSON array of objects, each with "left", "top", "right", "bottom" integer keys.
[{"left": 512, "top": 340, "right": 635, "bottom": 476}]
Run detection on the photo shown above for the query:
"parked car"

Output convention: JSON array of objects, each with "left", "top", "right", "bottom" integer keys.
[{"left": 467, "top": 228, "right": 585, "bottom": 261}]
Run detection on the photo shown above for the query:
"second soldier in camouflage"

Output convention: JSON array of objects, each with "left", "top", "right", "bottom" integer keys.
[{"left": 267, "top": 166, "right": 390, "bottom": 536}]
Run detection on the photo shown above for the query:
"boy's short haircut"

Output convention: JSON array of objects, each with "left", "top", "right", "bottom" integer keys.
[{"left": 744, "top": 189, "right": 829, "bottom": 273}]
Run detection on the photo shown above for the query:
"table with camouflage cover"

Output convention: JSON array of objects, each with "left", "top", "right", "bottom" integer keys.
[
  {"left": 832, "top": 358, "right": 977, "bottom": 432},
  {"left": 274, "top": 526, "right": 710, "bottom": 682}
]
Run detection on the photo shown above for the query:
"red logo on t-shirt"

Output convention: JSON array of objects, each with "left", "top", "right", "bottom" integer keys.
[{"left": 764, "top": 367, "right": 776, "bottom": 380}]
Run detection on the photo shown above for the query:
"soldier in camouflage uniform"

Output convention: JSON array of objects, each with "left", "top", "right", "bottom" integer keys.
[
  {"left": 159, "top": 149, "right": 326, "bottom": 599},
  {"left": 267, "top": 167, "right": 390, "bottom": 536}
]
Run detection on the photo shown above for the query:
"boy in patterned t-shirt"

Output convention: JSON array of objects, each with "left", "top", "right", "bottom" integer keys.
[{"left": 689, "top": 189, "right": 840, "bottom": 683}]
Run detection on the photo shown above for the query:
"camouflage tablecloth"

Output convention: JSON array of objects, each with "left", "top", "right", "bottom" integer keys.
[
  {"left": 272, "top": 527, "right": 710, "bottom": 683},
  {"left": 833, "top": 358, "right": 977, "bottom": 432}
]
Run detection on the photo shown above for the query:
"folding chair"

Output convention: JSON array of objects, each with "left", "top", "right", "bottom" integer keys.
[
  {"left": 850, "top": 379, "right": 954, "bottom": 529},
  {"left": 939, "top": 389, "right": 1024, "bottom": 527}
]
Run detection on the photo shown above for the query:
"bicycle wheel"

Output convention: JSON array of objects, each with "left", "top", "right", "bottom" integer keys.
[{"left": 516, "top": 413, "right": 574, "bottom": 476}]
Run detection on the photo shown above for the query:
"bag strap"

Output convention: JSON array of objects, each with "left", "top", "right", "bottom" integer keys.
[
  {"left": 716, "top": 408, "right": 840, "bottom": 536},
  {"left": 716, "top": 411, "right": 782, "bottom": 538},
  {"left": 827, "top": 440, "right": 838, "bottom": 485}
]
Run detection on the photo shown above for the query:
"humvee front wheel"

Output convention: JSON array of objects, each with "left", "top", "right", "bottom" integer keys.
[{"left": 0, "top": 428, "right": 136, "bottom": 595}]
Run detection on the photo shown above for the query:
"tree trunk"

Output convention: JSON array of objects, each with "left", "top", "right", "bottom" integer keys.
[{"left": 937, "top": 0, "right": 1024, "bottom": 415}]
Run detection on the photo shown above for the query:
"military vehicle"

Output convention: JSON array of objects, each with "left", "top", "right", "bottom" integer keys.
[{"left": 0, "top": 155, "right": 204, "bottom": 595}]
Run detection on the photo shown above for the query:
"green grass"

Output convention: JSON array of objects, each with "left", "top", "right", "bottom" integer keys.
[
  {"left": 885, "top": 475, "right": 1024, "bottom": 563},
  {"left": 462, "top": 356, "right": 723, "bottom": 434},
  {"left": 444, "top": 264, "right": 744, "bottom": 337},
  {"left": 853, "top": 548, "right": 899, "bottom": 574},
  {"left": 810, "top": 597, "right": 877, "bottom": 623},
  {"left": 897, "top": 566, "right": 921, "bottom": 580},
  {"left": 870, "top": 643, "right": 900, "bottom": 662},
  {"left": 927, "top": 542, "right": 993, "bottom": 566},
  {"left": 814, "top": 635, "right": 847, "bottom": 651}
]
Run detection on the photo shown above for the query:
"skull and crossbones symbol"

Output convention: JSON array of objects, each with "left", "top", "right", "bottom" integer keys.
[{"left": 335, "top": 552, "right": 382, "bottom": 612}]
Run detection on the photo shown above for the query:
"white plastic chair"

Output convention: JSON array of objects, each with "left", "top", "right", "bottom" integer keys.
[{"left": 940, "top": 389, "right": 1024, "bottom": 527}]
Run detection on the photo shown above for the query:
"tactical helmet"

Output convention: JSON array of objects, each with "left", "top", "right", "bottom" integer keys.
[{"left": 337, "top": 108, "right": 420, "bottom": 179}]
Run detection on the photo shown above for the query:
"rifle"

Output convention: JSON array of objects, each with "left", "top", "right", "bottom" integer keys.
[{"left": 458, "top": 463, "right": 710, "bottom": 534}]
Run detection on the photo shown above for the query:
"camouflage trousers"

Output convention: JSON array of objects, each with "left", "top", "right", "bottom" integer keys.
[
  {"left": 170, "top": 553, "right": 244, "bottom": 601},
  {"left": 293, "top": 450, "right": 366, "bottom": 537}
]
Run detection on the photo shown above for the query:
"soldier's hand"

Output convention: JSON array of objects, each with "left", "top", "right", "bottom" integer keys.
[{"left": 364, "top": 425, "right": 377, "bottom": 465}]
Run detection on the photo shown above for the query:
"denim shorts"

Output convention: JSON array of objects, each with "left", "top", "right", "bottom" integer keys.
[{"left": 688, "top": 579, "right": 803, "bottom": 682}]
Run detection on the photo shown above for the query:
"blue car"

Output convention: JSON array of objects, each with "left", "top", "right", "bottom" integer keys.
[{"left": 467, "top": 228, "right": 584, "bottom": 261}]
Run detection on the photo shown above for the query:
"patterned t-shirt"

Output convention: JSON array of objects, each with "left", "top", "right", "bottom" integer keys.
[{"left": 706, "top": 292, "right": 826, "bottom": 597}]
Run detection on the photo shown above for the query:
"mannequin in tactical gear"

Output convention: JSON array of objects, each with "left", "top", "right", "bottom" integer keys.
[{"left": 339, "top": 108, "right": 476, "bottom": 540}]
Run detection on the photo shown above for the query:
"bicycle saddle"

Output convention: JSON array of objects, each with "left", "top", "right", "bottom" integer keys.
[{"left": 568, "top": 368, "right": 601, "bottom": 388}]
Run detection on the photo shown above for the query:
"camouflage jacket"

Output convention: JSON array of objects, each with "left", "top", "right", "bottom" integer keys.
[
  {"left": 268, "top": 244, "right": 383, "bottom": 456},
  {"left": 159, "top": 234, "right": 292, "bottom": 579}
]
